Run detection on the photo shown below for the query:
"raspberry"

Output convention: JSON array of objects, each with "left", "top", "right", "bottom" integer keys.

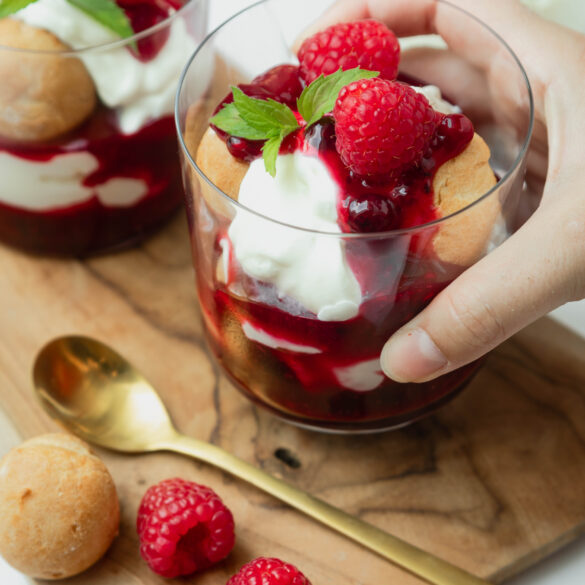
[
  {"left": 242, "top": 64, "right": 304, "bottom": 108},
  {"left": 298, "top": 20, "right": 400, "bottom": 85},
  {"left": 227, "top": 557, "right": 312, "bottom": 585},
  {"left": 137, "top": 478, "right": 235, "bottom": 578},
  {"left": 333, "top": 78, "right": 438, "bottom": 176}
]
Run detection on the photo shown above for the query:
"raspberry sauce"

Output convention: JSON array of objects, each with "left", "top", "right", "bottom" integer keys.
[
  {"left": 0, "top": 2, "right": 186, "bottom": 256},
  {"left": 194, "top": 65, "right": 482, "bottom": 431},
  {"left": 0, "top": 109, "right": 182, "bottom": 256}
]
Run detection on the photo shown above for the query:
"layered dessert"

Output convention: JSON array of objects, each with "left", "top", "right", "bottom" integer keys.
[
  {"left": 184, "top": 19, "right": 502, "bottom": 431},
  {"left": 0, "top": 0, "right": 202, "bottom": 255}
]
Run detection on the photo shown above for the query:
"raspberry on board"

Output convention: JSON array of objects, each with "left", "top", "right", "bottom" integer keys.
[
  {"left": 297, "top": 20, "right": 400, "bottom": 85},
  {"left": 227, "top": 557, "right": 312, "bottom": 585},
  {"left": 137, "top": 478, "right": 235, "bottom": 578},
  {"left": 333, "top": 78, "right": 439, "bottom": 177}
]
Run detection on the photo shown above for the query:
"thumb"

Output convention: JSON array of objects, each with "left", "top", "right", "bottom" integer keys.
[{"left": 380, "top": 206, "right": 584, "bottom": 382}]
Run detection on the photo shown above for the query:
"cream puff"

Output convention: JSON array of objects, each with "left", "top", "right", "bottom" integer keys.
[
  {"left": 0, "top": 433, "right": 119, "bottom": 580},
  {"left": 0, "top": 19, "right": 97, "bottom": 142}
]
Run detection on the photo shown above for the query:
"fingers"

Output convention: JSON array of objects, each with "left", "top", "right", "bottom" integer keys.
[
  {"left": 293, "top": 0, "right": 436, "bottom": 51},
  {"left": 305, "top": 0, "right": 438, "bottom": 36},
  {"left": 380, "top": 200, "right": 585, "bottom": 383},
  {"left": 303, "top": 0, "right": 527, "bottom": 42}
]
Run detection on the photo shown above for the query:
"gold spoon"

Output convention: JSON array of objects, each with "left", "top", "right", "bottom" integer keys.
[{"left": 33, "top": 335, "right": 491, "bottom": 585}]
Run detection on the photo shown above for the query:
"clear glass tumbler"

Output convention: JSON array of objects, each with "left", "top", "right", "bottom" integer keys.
[
  {"left": 0, "top": 0, "right": 207, "bottom": 256},
  {"left": 176, "top": 0, "right": 534, "bottom": 432}
]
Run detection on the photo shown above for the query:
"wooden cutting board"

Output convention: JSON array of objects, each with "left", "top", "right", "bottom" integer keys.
[{"left": 1, "top": 213, "right": 585, "bottom": 585}]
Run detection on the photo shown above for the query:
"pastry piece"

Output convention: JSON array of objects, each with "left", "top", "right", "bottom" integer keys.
[
  {"left": 183, "top": 55, "right": 249, "bottom": 219},
  {"left": 0, "top": 433, "right": 119, "bottom": 580},
  {"left": 432, "top": 132, "right": 499, "bottom": 266},
  {"left": 196, "top": 127, "right": 248, "bottom": 202},
  {"left": 0, "top": 19, "right": 97, "bottom": 142}
]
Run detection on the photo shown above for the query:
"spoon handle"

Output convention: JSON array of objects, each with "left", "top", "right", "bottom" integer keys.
[{"left": 164, "top": 433, "right": 491, "bottom": 585}]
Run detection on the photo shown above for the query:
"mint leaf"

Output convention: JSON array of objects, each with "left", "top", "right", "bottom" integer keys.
[
  {"left": 0, "top": 0, "right": 38, "bottom": 18},
  {"left": 298, "top": 68, "right": 379, "bottom": 127},
  {"left": 211, "top": 88, "right": 300, "bottom": 176},
  {"left": 66, "top": 0, "right": 135, "bottom": 40},
  {"left": 232, "top": 87, "right": 299, "bottom": 136},
  {"left": 262, "top": 134, "right": 285, "bottom": 178},
  {"left": 210, "top": 104, "right": 268, "bottom": 140}
]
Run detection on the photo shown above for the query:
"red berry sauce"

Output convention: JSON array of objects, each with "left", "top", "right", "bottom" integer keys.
[
  {"left": 0, "top": 2, "right": 186, "bottom": 256},
  {"left": 0, "top": 108, "right": 182, "bottom": 255},
  {"left": 195, "top": 65, "right": 482, "bottom": 431}
]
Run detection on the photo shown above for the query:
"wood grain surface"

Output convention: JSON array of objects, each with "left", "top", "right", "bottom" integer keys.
[{"left": 1, "top": 215, "right": 585, "bottom": 585}]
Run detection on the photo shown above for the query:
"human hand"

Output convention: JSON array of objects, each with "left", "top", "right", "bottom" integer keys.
[{"left": 305, "top": 0, "right": 585, "bottom": 382}]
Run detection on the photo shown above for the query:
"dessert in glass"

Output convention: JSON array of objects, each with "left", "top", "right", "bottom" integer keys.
[
  {"left": 176, "top": 0, "right": 534, "bottom": 433},
  {"left": 0, "top": 0, "right": 207, "bottom": 256}
]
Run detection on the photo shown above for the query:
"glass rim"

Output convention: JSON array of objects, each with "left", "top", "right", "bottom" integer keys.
[
  {"left": 175, "top": 0, "right": 535, "bottom": 239},
  {"left": 0, "top": 0, "right": 206, "bottom": 56}
]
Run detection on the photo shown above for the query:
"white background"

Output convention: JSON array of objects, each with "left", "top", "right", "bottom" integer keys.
[{"left": 2, "top": 0, "right": 585, "bottom": 583}]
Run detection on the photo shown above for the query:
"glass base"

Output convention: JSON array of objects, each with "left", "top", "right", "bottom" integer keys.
[{"left": 218, "top": 353, "right": 480, "bottom": 434}]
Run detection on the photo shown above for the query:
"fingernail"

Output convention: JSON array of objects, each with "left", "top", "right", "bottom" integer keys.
[{"left": 381, "top": 328, "right": 448, "bottom": 383}]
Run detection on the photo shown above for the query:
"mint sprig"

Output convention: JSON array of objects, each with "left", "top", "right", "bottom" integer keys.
[
  {"left": 0, "top": 0, "right": 37, "bottom": 18},
  {"left": 210, "top": 67, "right": 379, "bottom": 177},
  {"left": 297, "top": 68, "right": 378, "bottom": 127},
  {"left": 66, "top": 0, "right": 135, "bottom": 40},
  {"left": 233, "top": 87, "right": 300, "bottom": 134},
  {"left": 0, "top": 0, "right": 135, "bottom": 40},
  {"left": 209, "top": 104, "right": 268, "bottom": 141},
  {"left": 262, "top": 134, "right": 286, "bottom": 178}
]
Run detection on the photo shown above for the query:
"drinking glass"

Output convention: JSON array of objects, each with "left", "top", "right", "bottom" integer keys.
[{"left": 176, "top": 0, "right": 534, "bottom": 432}]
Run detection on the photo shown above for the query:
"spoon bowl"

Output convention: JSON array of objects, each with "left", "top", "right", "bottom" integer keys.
[
  {"left": 32, "top": 334, "right": 491, "bottom": 585},
  {"left": 34, "top": 336, "right": 178, "bottom": 451}
]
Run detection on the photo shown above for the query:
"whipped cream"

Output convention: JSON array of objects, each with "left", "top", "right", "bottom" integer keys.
[
  {"left": 228, "top": 151, "right": 362, "bottom": 322},
  {"left": 412, "top": 85, "right": 460, "bottom": 115},
  {"left": 242, "top": 321, "right": 322, "bottom": 354},
  {"left": 15, "top": 0, "right": 197, "bottom": 133},
  {"left": 0, "top": 151, "right": 147, "bottom": 210},
  {"left": 334, "top": 359, "right": 385, "bottom": 392}
]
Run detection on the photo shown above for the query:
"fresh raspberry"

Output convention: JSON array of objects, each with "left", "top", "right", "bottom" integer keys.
[
  {"left": 297, "top": 20, "right": 400, "bottom": 85},
  {"left": 137, "top": 478, "right": 235, "bottom": 578},
  {"left": 333, "top": 78, "right": 438, "bottom": 176},
  {"left": 227, "top": 557, "right": 312, "bottom": 585},
  {"left": 241, "top": 64, "right": 304, "bottom": 108}
]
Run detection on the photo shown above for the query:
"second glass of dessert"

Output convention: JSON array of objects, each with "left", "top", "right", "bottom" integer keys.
[
  {"left": 0, "top": 0, "right": 207, "bottom": 255},
  {"left": 177, "top": 0, "right": 534, "bottom": 432}
]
